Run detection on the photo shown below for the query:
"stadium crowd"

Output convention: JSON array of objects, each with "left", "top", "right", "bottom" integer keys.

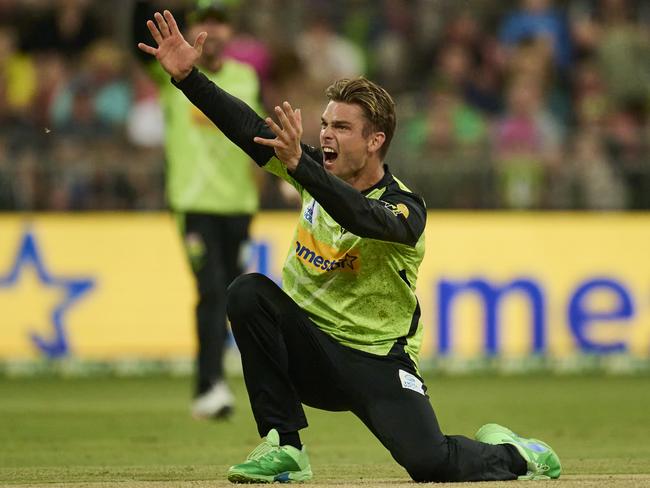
[{"left": 0, "top": 0, "right": 649, "bottom": 210}]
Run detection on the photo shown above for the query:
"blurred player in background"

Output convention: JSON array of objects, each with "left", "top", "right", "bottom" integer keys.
[
  {"left": 139, "top": 10, "right": 562, "bottom": 483},
  {"left": 132, "top": 0, "right": 263, "bottom": 419}
]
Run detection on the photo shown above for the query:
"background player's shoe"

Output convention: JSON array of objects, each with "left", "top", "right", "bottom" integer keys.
[
  {"left": 191, "top": 380, "right": 234, "bottom": 420},
  {"left": 475, "top": 423, "right": 561, "bottom": 480},
  {"left": 227, "top": 428, "right": 312, "bottom": 483}
]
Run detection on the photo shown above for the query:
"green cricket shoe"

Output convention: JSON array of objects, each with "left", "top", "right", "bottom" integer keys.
[
  {"left": 227, "top": 429, "right": 312, "bottom": 483},
  {"left": 475, "top": 423, "right": 561, "bottom": 480}
]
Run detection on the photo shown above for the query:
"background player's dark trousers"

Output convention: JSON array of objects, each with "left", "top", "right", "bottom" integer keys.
[
  {"left": 181, "top": 213, "right": 251, "bottom": 396},
  {"left": 227, "top": 273, "right": 522, "bottom": 482}
]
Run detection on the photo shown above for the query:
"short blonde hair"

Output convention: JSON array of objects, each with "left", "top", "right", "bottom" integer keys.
[{"left": 325, "top": 78, "right": 396, "bottom": 159}]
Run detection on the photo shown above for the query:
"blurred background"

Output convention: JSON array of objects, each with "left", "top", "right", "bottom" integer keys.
[
  {"left": 1, "top": 0, "right": 650, "bottom": 373},
  {"left": 1, "top": 0, "right": 649, "bottom": 211}
]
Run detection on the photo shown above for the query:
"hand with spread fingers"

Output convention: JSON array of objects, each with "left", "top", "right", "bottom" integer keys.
[
  {"left": 254, "top": 102, "right": 303, "bottom": 171},
  {"left": 138, "top": 10, "right": 206, "bottom": 81}
]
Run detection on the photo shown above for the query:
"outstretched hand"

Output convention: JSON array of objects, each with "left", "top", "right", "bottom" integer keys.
[
  {"left": 137, "top": 10, "right": 206, "bottom": 81},
  {"left": 254, "top": 102, "right": 303, "bottom": 171}
]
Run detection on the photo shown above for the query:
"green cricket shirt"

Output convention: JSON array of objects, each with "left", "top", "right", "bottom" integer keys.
[
  {"left": 264, "top": 157, "right": 426, "bottom": 365},
  {"left": 151, "top": 60, "right": 262, "bottom": 214}
]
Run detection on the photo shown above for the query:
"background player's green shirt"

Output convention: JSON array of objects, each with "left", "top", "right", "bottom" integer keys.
[{"left": 151, "top": 60, "right": 262, "bottom": 214}]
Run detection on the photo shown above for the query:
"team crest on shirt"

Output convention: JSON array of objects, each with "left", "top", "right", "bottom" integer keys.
[{"left": 381, "top": 201, "right": 410, "bottom": 218}]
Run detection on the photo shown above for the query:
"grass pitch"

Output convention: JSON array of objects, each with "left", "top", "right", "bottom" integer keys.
[{"left": 1, "top": 374, "right": 649, "bottom": 487}]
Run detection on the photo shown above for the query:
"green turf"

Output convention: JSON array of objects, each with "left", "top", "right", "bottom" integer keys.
[{"left": 1, "top": 375, "right": 649, "bottom": 486}]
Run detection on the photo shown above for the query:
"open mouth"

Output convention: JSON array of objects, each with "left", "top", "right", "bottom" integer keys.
[{"left": 323, "top": 147, "right": 338, "bottom": 164}]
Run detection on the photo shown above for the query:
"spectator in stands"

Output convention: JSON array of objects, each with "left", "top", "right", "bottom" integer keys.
[
  {"left": 50, "top": 39, "right": 132, "bottom": 137},
  {"left": 571, "top": 128, "right": 626, "bottom": 210},
  {"left": 492, "top": 74, "right": 562, "bottom": 209},
  {"left": 400, "top": 81, "right": 489, "bottom": 209},
  {"left": 126, "top": 64, "right": 165, "bottom": 148},
  {"left": 296, "top": 13, "right": 365, "bottom": 88},
  {"left": 499, "top": 0, "right": 572, "bottom": 71},
  {"left": 370, "top": 0, "right": 415, "bottom": 92},
  {"left": 571, "top": 57, "right": 609, "bottom": 129},
  {"left": 223, "top": 19, "right": 272, "bottom": 86},
  {"left": 505, "top": 34, "right": 571, "bottom": 124},
  {"left": 0, "top": 26, "right": 36, "bottom": 124},
  {"left": 579, "top": 0, "right": 650, "bottom": 107},
  {"left": 569, "top": 0, "right": 649, "bottom": 208},
  {"left": 31, "top": 52, "right": 69, "bottom": 130},
  {"left": 22, "top": 0, "right": 99, "bottom": 58},
  {"left": 407, "top": 82, "right": 486, "bottom": 155}
]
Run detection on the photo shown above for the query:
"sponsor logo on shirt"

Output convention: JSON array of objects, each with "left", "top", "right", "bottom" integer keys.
[
  {"left": 303, "top": 200, "right": 316, "bottom": 224},
  {"left": 382, "top": 201, "right": 410, "bottom": 218},
  {"left": 294, "top": 225, "right": 360, "bottom": 273}
]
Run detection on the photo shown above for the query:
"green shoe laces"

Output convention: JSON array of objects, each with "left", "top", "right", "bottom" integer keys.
[{"left": 246, "top": 440, "right": 277, "bottom": 461}]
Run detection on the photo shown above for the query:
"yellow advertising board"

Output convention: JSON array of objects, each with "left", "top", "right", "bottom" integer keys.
[
  {"left": 1, "top": 212, "right": 650, "bottom": 364},
  {"left": 419, "top": 214, "right": 650, "bottom": 361},
  {"left": 0, "top": 214, "right": 195, "bottom": 360}
]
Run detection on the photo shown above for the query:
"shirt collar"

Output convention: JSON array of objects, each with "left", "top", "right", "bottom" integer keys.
[{"left": 361, "top": 164, "right": 392, "bottom": 195}]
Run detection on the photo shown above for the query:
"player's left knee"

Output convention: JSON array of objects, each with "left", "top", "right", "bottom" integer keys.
[{"left": 227, "top": 271, "right": 263, "bottom": 306}]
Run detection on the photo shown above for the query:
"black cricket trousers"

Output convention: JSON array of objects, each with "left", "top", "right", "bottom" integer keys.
[
  {"left": 181, "top": 213, "right": 251, "bottom": 395},
  {"left": 226, "top": 272, "right": 523, "bottom": 482}
]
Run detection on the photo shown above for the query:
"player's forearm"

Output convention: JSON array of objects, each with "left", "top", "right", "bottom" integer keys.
[
  {"left": 172, "top": 67, "right": 274, "bottom": 165},
  {"left": 291, "top": 153, "right": 421, "bottom": 246}
]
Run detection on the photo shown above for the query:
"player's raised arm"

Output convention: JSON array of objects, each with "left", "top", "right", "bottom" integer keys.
[
  {"left": 138, "top": 10, "right": 276, "bottom": 165},
  {"left": 137, "top": 10, "right": 207, "bottom": 82}
]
